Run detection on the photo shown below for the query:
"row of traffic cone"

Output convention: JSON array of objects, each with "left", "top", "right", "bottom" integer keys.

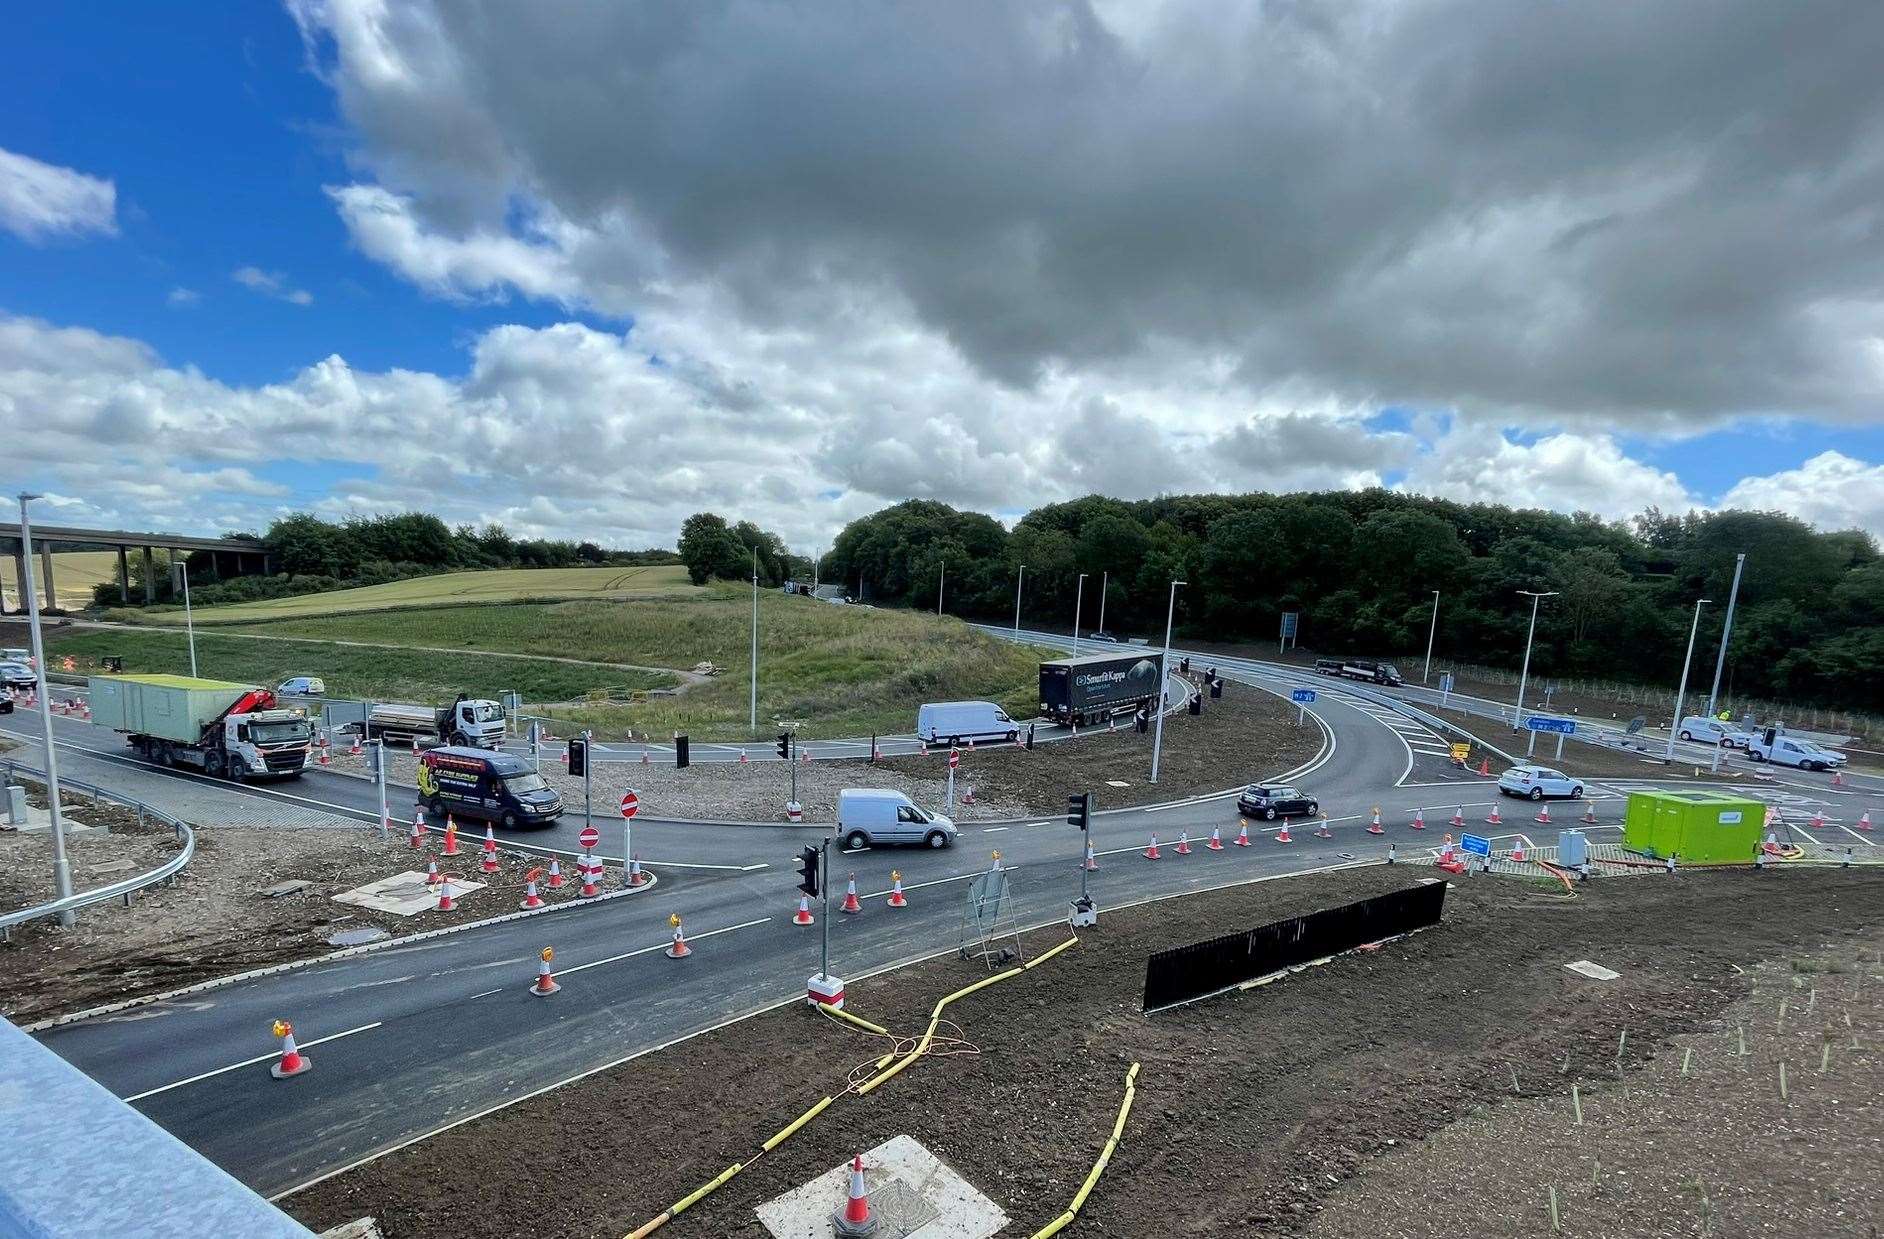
[{"left": 795, "top": 872, "right": 909, "bottom": 924}]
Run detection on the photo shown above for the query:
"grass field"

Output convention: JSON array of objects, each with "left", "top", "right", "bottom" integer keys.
[
  {"left": 1, "top": 550, "right": 124, "bottom": 611},
  {"left": 188, "top": 586, "right": 1044, "bottom": 738},
  {"left": 43, "top": 629, "right": 675, "bottom": 706},
  {"left": 104, "top": 564, "right": 698, "bottom": 624}
]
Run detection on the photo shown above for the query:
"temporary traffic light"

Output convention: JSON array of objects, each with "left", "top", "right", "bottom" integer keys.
[
  {"left": 777, "top": 732, "right": 793, "bottom": 761},
  {"left": 1066, "top": 791, "right": 1091, "bottom": 832},
  {"left": 566, "top": 737, "right": 587, "bottom": 777},
  {"left": 796, "top": 845, "right": 820, "bottom": 896}
]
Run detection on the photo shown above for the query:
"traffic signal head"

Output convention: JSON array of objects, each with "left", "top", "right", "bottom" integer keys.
[
  {"left": 566, "top": 737, "right": 587, "bottom": 777},
  {"left": 796, "top": 844, "right": 820, "bottom": 896},
  {"left": 777, "top": 732, "right": 792, "bottom": 760},
  {"left": 1066, "top": 791, "right": 1091, "bottom": 831}
]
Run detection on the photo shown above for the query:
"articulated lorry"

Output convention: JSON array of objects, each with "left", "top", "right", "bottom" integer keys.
[
  {"left": 363, "top": 693, "right": 508, "bottom": 749},
  {"left": 88, "top": 674, "right": 312, "bottom": 780},
  {"left": 1039, "top": 651, "right": 1166, "bottom": 727}
]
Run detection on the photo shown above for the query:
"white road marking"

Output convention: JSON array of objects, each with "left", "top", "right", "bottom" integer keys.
[
  {"left": 123, "top": 1021, "right": 382, "bottom": 1102},
  {"left": 552, "top": 917, "right": 771, "bottom": 978},
  {"left": 981, "top": 826, "right": 1009, "bottom": 833}
]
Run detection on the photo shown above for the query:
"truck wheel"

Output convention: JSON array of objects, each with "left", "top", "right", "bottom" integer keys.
[
  {"left": 844, "top": 830, "right": 869, "bottom": 851},
  {"left": 205, "top": 751, "right": 225, "bottom": 779},
  {"left": 926, "top": 830, "right": 949, "bottom": 849}
]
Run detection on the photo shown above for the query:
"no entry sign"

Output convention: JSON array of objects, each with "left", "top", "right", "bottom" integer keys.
[
  {"left": 578, "top": 824, "right": 600, "bottom": 850},
  {"left": 620, "top": 790, "right": 641, "bottom": 819},
  {"left": 948, "top": 748, "right": 960, "bottom": 769}
]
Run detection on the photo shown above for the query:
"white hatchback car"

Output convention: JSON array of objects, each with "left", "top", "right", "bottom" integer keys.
[
  {"left": 1497, "top": 764, "right": 1584, "bottom": 801},
  {"left": 276, "top": 676, "right": 326, "bottom": 697}
]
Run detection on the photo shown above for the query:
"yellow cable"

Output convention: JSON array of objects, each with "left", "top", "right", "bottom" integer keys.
[{"left": 1027, "top": 1062, "right": 1139, "bottom": 1238}]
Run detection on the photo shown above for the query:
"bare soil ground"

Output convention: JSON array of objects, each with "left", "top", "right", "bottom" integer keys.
[
  {"left": 284, "top": 865, "right": 1884, "bottom": 1239},
  {"left": 1, "top": 772, "right": 624, "bottom": 1024}
]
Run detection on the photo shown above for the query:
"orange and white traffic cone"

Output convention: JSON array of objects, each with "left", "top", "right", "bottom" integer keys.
[
  {"left": 1449, "top": 805, "right": 1466, "bottom": 829},
  {"left": 1580, "top": 800, "right": 1599, "bottom": 825},
  {"left": 1832, "top": 769, "right": 1845, "bottom": 787},
  {"left": 480, "top": 826, "right": 499, "bottom": 874},
  {"left": 665, "top": 914, "right": 691, "bottom": 959},
  {"left": 1535, "top": 802, "right": 1553, "bottom": 825},
  {"left": 1313, "top": 815, "right": 1333, "bottom": 839},
  {"left": 1857, "top": 811, "right": 1874, "bottom": 833},
  {"left": 269, "top": 1019, "right": 312, "bottom": 1079},
  {"left": 442, "top": 816, "right": 460, "bottom": 855},
  {"left": 317, "top": 745, "right": 331, "bottom": 767},
  {"left": 579, "top": 857, "right": 600, "bottom": 898},
  {"left": 1478, "top": 756, "right": 1492, "bottom": 776},
  {"left": 1366, "top": 808, "right": 1384, "bottom": 836},
  {"left": 546, "top": 858, "right": 565, "bottom": 889},
  {"left": 834, "top": 1155, "right": 874, "bottom": 1236},
  {"left": 530, "top": 946, "right": 559, "bottom": 995},
  {"left": 840, "top": 874, "right": 863, "bottom": 914},
  {"left": 962, "top": 785, "right": 977, "bottom": 806},
  {"left": 1808, "top": 810, "right": 1826, "bottom": 829},
  {"left": 1275, "top": 820, "right": 1293, "bottom": 843},
  {"left": 642, "top": 750, "right": 650, "bottom": 765},
  {"left": 802, "top": 747, "right": 812, "bottom": 764},
  {"left": 1234, "top": 823, "right": 1251, "bottom": 846},
  {"left": 424, "top": 858, "right": 442, "bottom": 886},
  {"left": 1206, "top": 827, "right": 1224, "bottom": 851},
  {"left": 436, "top": 874, "right": 457, "bottom": 912},
  {"left": 794, "top": 894, "right": 815, "bottom": 924},
  {"left": 1175, "top": 831, "right": 1192, "bottom": 855},
  {"left": 348, "top": 733, "right": 362, "bottom": 757},
  {"left": 739, "top": 750, "right": 749, "bottom": 764},
  {"left": 1486, "top": 804, "right": 1503, "bottom": 826},
  {"left": 628, "top": 855, "right": 647, "bottom": 887},
  {"left": 1440, "top": 834, "right": 1456, "bottom": 863},
  {"left": 409, "top": 811, "right": 425, "bottom": 849},
  {"left": 887, "top": 871, "right": 908, "bottom": 908},
  {"left": 1410, "top": 808, "right": 1427, "bottom": 830},
  {"left": 519, "top": 869, "right": 545, "bottom": 909},
  {"left": 1144, "top": 834, "right": 1162, "bottom": 860},
  {"left": 1510, "top": 841, "right": 1527, "bottom": 863},
  {"left": 1079, "top": 840, "right": 1099, "bottom": 870}
]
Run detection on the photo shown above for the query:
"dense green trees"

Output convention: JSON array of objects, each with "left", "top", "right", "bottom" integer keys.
[
  {"left": 678, "top": 513, "right": 791, "bottom": 586},
  {"left": 820, "top": 492, "right": 1882, "bottom": 711}
]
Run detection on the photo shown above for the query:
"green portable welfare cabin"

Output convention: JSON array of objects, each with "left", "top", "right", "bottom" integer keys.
[{"left": 1623, "top": 790, "right": 1763, "bottom": 863}]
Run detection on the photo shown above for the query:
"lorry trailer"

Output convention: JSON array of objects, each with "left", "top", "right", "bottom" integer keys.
[
  {"left": 1039, "top": 651, "right": 1166, "bottom": 727},
  {"left": 87, "top": 674, "right": 312, "bottom": 780},
  {"left": 363, "top": 693, "right": 507, "bottom": 749}
]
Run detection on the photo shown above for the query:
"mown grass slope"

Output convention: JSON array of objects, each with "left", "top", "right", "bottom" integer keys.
[{"left": 2, "top": 550, "right": 122, "bottom": 611}]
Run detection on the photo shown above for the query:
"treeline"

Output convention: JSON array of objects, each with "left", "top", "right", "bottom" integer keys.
[
  {"left": 677, "top": 512, "right": 800, "bottom": 587},
  {"left": 94, "top": 512, "right": 678, "bottom": 608},
  {"left": 818, "top": 494, "right": 1884, "bottom": 712}
]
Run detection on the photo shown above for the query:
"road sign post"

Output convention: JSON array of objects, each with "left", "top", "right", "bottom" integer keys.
[
  {"left": 947, "top": 745, "right": 959, "bottom": 812},
  {"left": 619, "top": 784, "right": 638, "bottom": 880},
  {"left": 1524, "top": 716, "right": 1576, "bottom": 760},
  {"left": 1291, "top": 687, "right": 1316, "bottom": 726},
  {"left": 578, "top": 821, "right": 599, "bottom": 886},
  {"left": 373, "top": 738, "right": 389, "bottom": 842},
  {"left": 529, "top": 719, "right": 541, "bottom": 772},
  {"left": 582, "top": 729, "right": 594, "bottom": 871},
  {"left": 1279, "top": 611, "right": 1299, "bottom": 654},
  {"left": 1460, "top": 833, "right": 1491, "bottom": 857},
  {"left": 1440, "top": 672, "right": 1454, "bottom": 708}
]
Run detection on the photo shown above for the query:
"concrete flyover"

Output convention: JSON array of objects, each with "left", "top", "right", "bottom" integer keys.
[{"left": 0, "top": 521, "right": 270, "bottom": 613}]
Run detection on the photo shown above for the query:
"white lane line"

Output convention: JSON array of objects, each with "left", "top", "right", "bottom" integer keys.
[
  {"left": 1835, "top": 824, "right": 1876, "bottom": 847},
  {"left": 123, "top": 1021, "right": 382, "bottom": 1103},
  {"left": 468, "top": 989, "right": 502, "bottom": 1000},
  {"left": 981, "top": 826, "right": 1010, "bottom": 833},
  {"left": 553, "top": 917, "right": 771, "bottom": 979}
]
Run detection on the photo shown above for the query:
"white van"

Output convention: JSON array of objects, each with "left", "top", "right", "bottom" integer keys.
[
  {"left": 915, "top": 701, "right": 1019, "bottom": 746},
  {"left": 1676, "top": 716, "right": 1739, "bottom": 746},
  {"left": 1746, "top": 733, "right": 1847, "bottom": 771},
  {"left": 837, "top": 789, "right": 957, "bottom": 850},
  {"left": 276, "top": 677, "right": 326, "bottom": 697}
]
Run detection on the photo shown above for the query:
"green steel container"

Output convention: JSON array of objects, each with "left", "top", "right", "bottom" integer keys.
[
  {"left": 87, "top": 674, "right": 255, "bottom": 743},
  {"left": 1623, "top": 790, "right": 1763, "bottom": 863}
]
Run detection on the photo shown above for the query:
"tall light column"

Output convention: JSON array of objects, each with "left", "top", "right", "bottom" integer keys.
[
  {"left": 18, "top": 494, "right": 75, "bottom": 925},
  {"left": 1512, "top": 590, "right": 1558, "bottom": 731},
  {"left": 1422, "top": 590, "right": 1440, "bottom": 683},
  {"left": 1149, "top": 580, "right": 1186, "bottom": 784},
  {"left": 1097, "top": 570, "right": 1108, "bottom": 637},
  {"left": 749, "top": 550, "right": 759, "bottom": 733},
  {"left": 1012, "top": 564, "right": 1025, "bottom": 637},
  {"left": 1072, "top": 573, "right": 1087, "bottom": 656},
  {"left": 1664, "top": 598, "right": 1711, "bottom": 761}
]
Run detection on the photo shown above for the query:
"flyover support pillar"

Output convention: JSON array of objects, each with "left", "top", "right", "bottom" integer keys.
[
  {"left": 39, "top": 545, "right": 55, "bottom": 611},
  {"left": 117, "top": 546, "right": 130, "bottom": 604},
  {"left": 141, "top": 546, "right": 155, "bottom": 604}
]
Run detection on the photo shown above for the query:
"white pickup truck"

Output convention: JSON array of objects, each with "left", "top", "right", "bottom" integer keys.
[{"left": 1744, "top": 731, "right": 1848, "bottom": 771}]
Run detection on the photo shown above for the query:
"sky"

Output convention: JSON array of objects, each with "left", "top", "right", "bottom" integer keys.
[{"left": 3, "top": 0, "right": 1882, "bottom": 555}]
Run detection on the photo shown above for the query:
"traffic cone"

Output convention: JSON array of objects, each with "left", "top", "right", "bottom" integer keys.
[
  {"left": 348, "top": 733, "right": 362, "bottom": 757},
  {"left": 442, "top": 816, "right": 460, "bottom": 855},
  {"left": 1175, "top": 831, "right": 1192, "bottom": 855},
  {"left": 1486, "top": 804, "right": 1503, "bottom": 826},
  {"left": 480, "top": 826, "right": 499, "bottom": 874},
  {"left": 1366, "top": 808, "right": 1384, "bottom": 836},
  {"left": 1580, "top": 800, "right": 1599, "bottom": 825},
  {"left": 1832, "top": 769, "right": 1845, "bottom": 787},
  {"left": 546, "top": 858, "right": 565, "bottom": 889},
  {"left": 409, "top": 812, "right": 425, "bottom": 849},
  {"left": 561, "top": 749, "right": 569, "bottom": 768},
  {"left": 834, "top": 1155, "right": 875, "bottom": 1236},
  {"left": 317, "top": 745, "right": 331, "bottom": 767},
  {"left": 579, "top": 858, "right": 600, "bottom": 898},
  {"left": 642, "top": 750, "right": 650, "bottom": 765},
  {"left": 1510, "top": 841, "right": 1527, "bottom": 863},
  {"left": 269, "top": 1020, "right": 311, "bottom": 1079},
  {"left": 436, "top": 874, "right": 457, "bottom": 912},
  {"left": 1449, "top": 805, "right": 1465, "bottom": 829},
  {"left": 1081, "top": 841, "right": 1099, "bottom": 870},
  {"left": 962, "top": 785, "right": 977, "bottom": 806},
  {"left": 519, "top": 872, "right": 544, "bottom": 909},
  {"left": 966, "top": 737, "right": 975, "bottom": 750},
  {"left": 1144, "top": 834, "right": 1162, "bottom": 860},
  {"left": 629, "top": 855, "right": 647, "bottom": 887},
  {"left": 1808, "top": 810, "right": 1825, "bottom": 830},
  {"left": 1409, "top": 808, "right": 1426, "bottom": 831},
  {"left": 530, "top": 947, "right": 559, "bottom": 995},
  {"left": 1478, "top": 756, "right": 1492, "bottom": 776},
  {"left": 1275, "top": 820, "right": 1293, "bottom": 843},
  {"left": 1234, "top": 823, "right": 1251, "bottom": 846},
  {"left": 739, "top": 750, "right": 749, "bottom": 764},
  {"left": 802, "top": 747, "right": 812, "bottom": 764},
  {"left": 872, "top": 743, "right": 882, "bottom": 762},
  {"left": 1857, "top": 811, "right": 1873, "bottom": 833},
  {"left": 1313, "top": 815, "right": 1332, "bottom": 839},
  {"left": 840, "top": 874, "right": 863, "bottom": 913},
  {"left": 1206, "top": 827, "right": 1224, "bottom": 851},
  {"left": 665, "top": 914, "right": 691, "bottom": 959},
  {"left": 1440, "top": 834, "right": 1456, "bottom": 863},
  {"left": 1535, "top": 802, "right": 1553, "bottom": 825},
  {"left": 794, "top": 895, "right": 815, "bottom": 925},
  {"left": 887, "top": 871, "right": 908, "bottom": 908},
  {"left": 424, "top": 858, "right": 442, "bottom": 886}
]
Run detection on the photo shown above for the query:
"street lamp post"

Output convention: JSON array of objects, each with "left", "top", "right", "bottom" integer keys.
[
  {"left": 1665, "top": 598, "right": 1712, "bottom": 762},
  {"left": 1150, "top": 580, "right": 1186, "bottom": 784},
  {"left": 937, "top": 559, "right": 945, "bottom": 616},
  {"left": 749, "top": 550, "right": 759, "bottom": 733},
  {"left": 178, "top": 553, "right": 198, "bottom": 678},
  {"left": 1422, "top": 591, "right": 1440, "bottom": 683},
  {"left": 17, "top": 494, "right": 76, "bottom": 925},
  {"left": 1704, "top": 553, "right": 1746, "bottom": 772},
  {"left": 1512, "top": 590, "right": 1558, "bottom": 732},
  {"left": 1012, "top": 564, "right": 1025, "bottom": 637},
  {"left": 1097, "top": 570, "right": 1108, "bottom": 638},
  {"left": 1072, "top": 574, "right": 1087, "bottom": 656}
]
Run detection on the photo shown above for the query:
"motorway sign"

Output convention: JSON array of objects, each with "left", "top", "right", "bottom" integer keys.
[
  {"left": 1291, "top": 688, "right": 1317, "bottom": 703},
  {"left": 1459, "top": 833, "right": 1491, "bottom": 857},
  {"left": 619, "top": 791, "right": 641, "bottom": 819},
  {"left": 1439, "top": 673, "right": 1454, "bottom": 692},
  {"left": 578, "top": 824, "right": 600, "bottom": 849},
  {"left": 1526, "top": 716, "right": 1576, "bottom": 734}
]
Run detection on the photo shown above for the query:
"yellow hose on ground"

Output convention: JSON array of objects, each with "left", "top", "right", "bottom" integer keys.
[
  {"left": 625, "top": 1162, "right": 744, "bottom": 1239},
  {"left": 1027, "top": 1062, "right": 1140, "bottom": 1239},
  {"left": 821, "top": 1005, "right": 891, "bottom": 1036},
  {"left": 761, "top": 1096, "right": 833, "bottom": 1152}
]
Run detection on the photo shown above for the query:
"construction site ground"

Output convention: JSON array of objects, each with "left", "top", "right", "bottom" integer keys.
[
  {"left": 284, "top": 864, "right": 1884, "bottom": 1239},
  {"left": 1423, "top": 705, "right": 1741, "bottom": 784}
]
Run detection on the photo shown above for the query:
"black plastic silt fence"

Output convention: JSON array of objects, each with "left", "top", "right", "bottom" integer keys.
[{"left": 1142, "top": 881, "right": 1447, "bottom": 1011}]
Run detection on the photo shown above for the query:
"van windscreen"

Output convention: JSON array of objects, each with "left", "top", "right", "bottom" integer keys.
[{"left": 504, "top": 773, "right": 550, "bottom": 794}]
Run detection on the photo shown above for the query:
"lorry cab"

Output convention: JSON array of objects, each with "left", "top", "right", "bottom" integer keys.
[
  {"left": 439, "top": 695, "right": 507, "bottom": 748},
  {"left": 836, "top": 789, "right": 956, "bottom": 850},
  {"left": 915, "top": 701, "right": 1019, "bottom": 746},
  {"left": 417, "top": 746, "right": 564, "bottom": 829}
]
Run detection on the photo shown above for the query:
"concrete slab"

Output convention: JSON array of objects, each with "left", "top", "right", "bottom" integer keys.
[
  {"left": 3, "top": 802, "right": 108, "bottom": 838},
  {"left": 332, "top": 872, "right": 484, "bottom": 917},
  {"left": 1565, "top": 960, "right": 1621, "bottom": 981},
  {"left": 756, "top": 1135, "right": 1009, "bottom": 1239}
]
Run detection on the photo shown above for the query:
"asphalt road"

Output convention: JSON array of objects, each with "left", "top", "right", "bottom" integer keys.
[{"left": 10, "top": 634, "right": 1879, "bottom": 1200}]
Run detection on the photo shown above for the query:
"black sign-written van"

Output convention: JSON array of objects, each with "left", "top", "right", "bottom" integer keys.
[{"left": 417, "top": 745, "right": 564, "bottom": 829}]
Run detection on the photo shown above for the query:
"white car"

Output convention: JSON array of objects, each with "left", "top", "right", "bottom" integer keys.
[
  {"left": 1, "top": 648, "right": 31, "bottom": 666},
  {"left": 1745, "top": 734, "right": 1847, "bottom": 771},
  {"left": 1676, "top": 716, "right": 1742, "bottom": 746},
  {"left": 276, "top": 677, "right": 326, "bottom": 697},
  {"left": 1497, "top": 764, "right": 1585, "bottom": 801},
  {"left": 0, "top": 660, "right": 37, "bottom": 689}
]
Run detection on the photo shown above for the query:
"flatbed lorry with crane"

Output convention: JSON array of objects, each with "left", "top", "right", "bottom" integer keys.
[{"left": 87, "top": 674, "right": 313, "bottom": 780}]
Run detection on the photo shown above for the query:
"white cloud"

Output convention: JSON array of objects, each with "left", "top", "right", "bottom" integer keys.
[
  {"left": 1721, "top": 451, "right": 1884, "bottom": 538},
  {"left": 0, "top": 147, "right": 117, "bottom": 243},
  {"left": 1397, "top": 427, "right": 1696, "bottom": 521},
  {"left": 232, "top": 266, "right": 315, "bottom": 306},
  {"left": 167, "top": 287, "right": 201, "bottom": 307}
]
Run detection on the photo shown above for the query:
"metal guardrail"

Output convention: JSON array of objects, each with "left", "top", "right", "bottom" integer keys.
[{"left": 0, "top": 759, "right": 196, "bottom": 940}]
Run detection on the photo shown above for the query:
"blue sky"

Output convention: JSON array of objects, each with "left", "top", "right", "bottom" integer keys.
[{"left": 2, "top": 2, "right": 1881, "bottom": 548}]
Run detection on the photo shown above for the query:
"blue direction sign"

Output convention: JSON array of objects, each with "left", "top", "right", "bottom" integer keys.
[
  {"left": 1291, "top": 688, "right": 1317, "bottom": 703},
  {"left": 1459, "top": 833, "right": 1492, "bottom": 857},
  {"left": 1439, "top": 673, "right": 1454, "bottom": 692},
  {"left": 1525, "top": 716, "right": 1576, "bottom": 735}
]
